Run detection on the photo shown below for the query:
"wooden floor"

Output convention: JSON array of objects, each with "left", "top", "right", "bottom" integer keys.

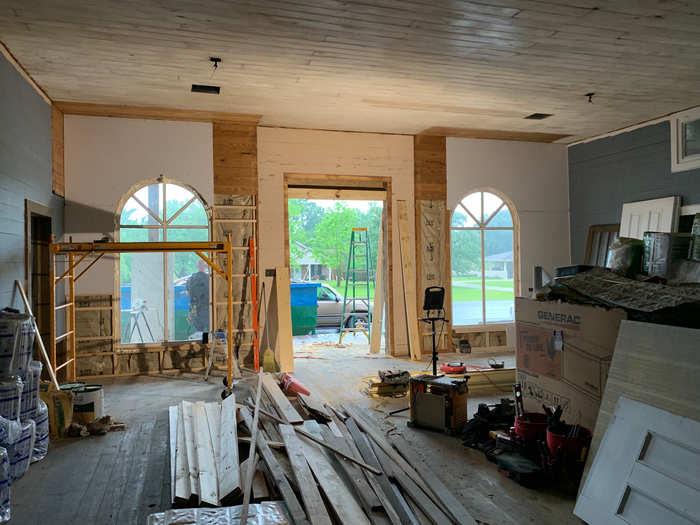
[{"left": 11, "top": 341, "right": 580, "bottom": 525}]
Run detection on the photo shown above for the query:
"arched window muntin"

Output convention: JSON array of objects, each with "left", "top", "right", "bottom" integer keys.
[
  {"left": 116, "top": 179, "right": 211, "bottom": 343},
  {"left": 450, "top": 189, "right": 519, "bottom": 326}
]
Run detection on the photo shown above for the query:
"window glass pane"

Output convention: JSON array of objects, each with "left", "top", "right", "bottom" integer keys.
[
  {"left": 119, "top": 228, "right": 162, "bottom": 243},
  {"left": 484, "top": 229, "right": 514, "bottom": 323},
  {"left": 170, "top": 253, "right": 210, "bottom": 340},
  {"left": 483, "top": 192, "right": 504, "bottom": 224},
  {"left": 451, "top": 229, "right": 483, "bottom": 325},
  {"left": 460, "top": 193, "right": 482, "bottom": 223},
  {"left": 683, "top": 119, "right": 700, "bottom": 157},
  {"left": 120, "top": 197, "right": 147, "bottom": 225},
  {"left": 121, "top": 250, "right": 165, "bottom": 343},
  {"left": 488, "top": 206, "right": 513, "bottom": 227},
  {"left": 451, "top": 205, "right": 478, "bottom": 227},
  {"left": 170, "top": 198, "right": 207, "bottom": 226},
  {"left": 134, "top": 184, "right": 165, "bottom": 221}
]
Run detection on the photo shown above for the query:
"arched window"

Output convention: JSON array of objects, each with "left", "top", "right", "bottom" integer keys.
[
  {"left": 118, "top": 181, "right": 209, "bottom": 343},
  {"left": 451, "top": 190, "right": 517, "bottom": 326}
]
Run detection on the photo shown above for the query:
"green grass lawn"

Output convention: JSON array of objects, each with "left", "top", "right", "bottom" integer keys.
[
  {"left": 452, "top": 277, "right": 514, "bottom": 288},
  {"left": 320, "top": 280, "right": 375, "bottom": 300},
  {"left": 451, "top": 287, "right": 513, "bottom": 301}
]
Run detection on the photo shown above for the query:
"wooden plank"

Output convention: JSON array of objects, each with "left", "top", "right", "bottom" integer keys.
[
  {"left": 396, "top": 200, "right": 421, "bottom": 360},
  {"left": 213, "top": 120, "right": 258, "bottom": 195},
  {"left": 252, "top": 459, "right": 270, "bottom": 501},
  {"left": 389, "top": 436, "right": 477, "bottom": 525},
  {"left": 174, "top": 404, "right": 191, "bottom": 501},
  {"left": 193, "top": 402, "right": 219, "bottom": 505},
  {"left": 288, "top": 187, "right": 387, "bottom": 200},
  {"left": 419, "top": 127, "right": 570, "bottom": 143},
  {"left": 298, "top": 421, "right": 372, "bottom": 525},
  {"left": 369, "top": 440, "right": 452, "bottom": 525},
  {"left": 51, "top": 105, "right": 65, "bottom": 197},
  {"left": 262, "top": 373, "right": 304, "bottom": 424},
  {"left": 181, "top": 401, "right": 199, "bottom": 498},
  {"left": 370, "top": 209, "right": 386, "bottom": 354},
  {"left": 274, "top": 266, "right": 294, "bottom": 372},
  {"left": 280, "top": 424, "right": 333, "bottom": 525},
  {"left": 204, "top": 402, "right": 221, "bottom": 471},
  {"left": 343, "top": 418, "right": 411, "bottom": 525},
  {"left": 218, "top": 394, "right": 241, "bottom": 499},
  {"left": 319, "top": 426, "right": 382, "bottom": 513},
  {"left": 344, "top": 406, "right": 433, "bottom": 498},
  {"left": 239, "top": 407, "right": 310, "bottom": 525},
  {"left": 168, "top": 405, "right": 177, "bottom": 504},
  {"left": 55, "top": 101, "right": 261, "bottom": 123},
  {"left": 298, "top": 393, "right": 332, "bottom": 422},
  {"left": 240, "top": 373, "right": 264, "bottom": 522}
]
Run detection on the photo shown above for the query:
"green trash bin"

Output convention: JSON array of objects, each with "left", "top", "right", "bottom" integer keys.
[{"left": 290, "top": 283, "right": 320, "bottom": 336}]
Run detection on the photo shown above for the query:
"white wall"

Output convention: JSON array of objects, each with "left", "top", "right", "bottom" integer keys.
[
  {"left": 257, "top": 127, "right": 414, "bottom": 355},
  {"left": 447, "top": 138, "right": 570, "bottom": 295},
  {"left": 64, "top": 116, "right": 213, "bottom": 296}
]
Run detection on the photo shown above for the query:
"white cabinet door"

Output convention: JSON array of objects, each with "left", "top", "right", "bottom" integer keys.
[
  {"left": 619, "top": 196, "right": 680, "bottom": 239},
  {"left": 575, "top": 396, "right": 700, "bottom": 525}
]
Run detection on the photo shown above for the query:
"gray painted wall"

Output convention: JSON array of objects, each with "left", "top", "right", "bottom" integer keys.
[
  {"left": 569, "top": 121, "right": 700, "bottom": 263},
  {"left": 0, "top": 54, "right": 63, "bottom": 308}
]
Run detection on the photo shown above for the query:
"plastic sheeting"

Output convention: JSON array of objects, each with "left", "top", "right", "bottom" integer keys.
[
  {"left": 8, "top": 419, "right": 34, "bottom": 481},
  {"left": 147, "top": 503, "right": 291, "bottom": 525},
  {"left": 31, "top": 400, "right": 49, "bottom": 463},
  {"left": 0, "top": 378, "right": 22, "bottom": 422},
  {"left": 0, "top": 416, "right": 21, "bottom": 447},
  {"left": 0, "top": 447, "right": 9, "bottom": 523}
]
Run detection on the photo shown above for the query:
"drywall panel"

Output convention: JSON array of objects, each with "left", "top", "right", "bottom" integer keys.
[
  {"left": 64, "top": 115, "right": 213, "bottom": 295},
  {"left": 447, "top": 138, "right": 570, "bottom": 296},
  {"left": 0, "top": 53, "right": 63, "bottom": 308},
  {"left": 257, "top": 127, "right": 414, "bottom": 356},
  {"left": 569, "top": 121, "right": 700, "bottom": 263}
]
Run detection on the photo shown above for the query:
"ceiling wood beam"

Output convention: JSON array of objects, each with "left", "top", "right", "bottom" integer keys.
[
  {"left": 54, "top": 101, "right": 261, "bottom": 124},
  {"left": 419, "top": 127, "right": 570, "bottom": 143}
]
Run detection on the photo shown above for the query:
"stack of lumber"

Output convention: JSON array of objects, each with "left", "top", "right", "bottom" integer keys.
[
  {"left": 169, "top": 396, "right": 240, "bottom": 505},
  {"left": 169, "top": 372, "right": 478, "bottom": 524}
]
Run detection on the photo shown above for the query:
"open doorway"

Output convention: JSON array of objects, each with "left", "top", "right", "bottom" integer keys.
[
  {"left": 286, "top": 190, "right": 388, "bottom": 362},
  {"left": 24, "top": 200, "right": 53, "bottom": 364}
]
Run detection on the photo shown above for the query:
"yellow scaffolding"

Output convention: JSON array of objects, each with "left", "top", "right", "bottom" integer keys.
[{"left": 49, "top": 235, "right": 242, "bottom": 387}]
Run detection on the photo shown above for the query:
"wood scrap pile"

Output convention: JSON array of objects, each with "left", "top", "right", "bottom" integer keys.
[{"left": 169, "top": 372, "right": 478, "bottom": 524}]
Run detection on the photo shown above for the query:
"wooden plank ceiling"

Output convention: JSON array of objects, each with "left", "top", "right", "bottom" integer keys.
[{"left": 1, "top": 0, "right": 699, "bottom": 142}]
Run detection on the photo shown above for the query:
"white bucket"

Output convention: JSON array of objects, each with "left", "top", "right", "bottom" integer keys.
[{"left": 73, "top": 385, "right": 104, "bottom": 424}]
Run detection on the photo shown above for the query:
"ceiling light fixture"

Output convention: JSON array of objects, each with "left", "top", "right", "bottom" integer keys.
[
  {"left": 524, "top": 113, "right": 553, "bottom": 120},
  {"left": 191, "top": 84, "right": 221, "bottom": 94}
]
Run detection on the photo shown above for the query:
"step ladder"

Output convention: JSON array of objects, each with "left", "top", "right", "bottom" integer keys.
[{"left": 339, "top": 228, "right": 373, "bottom": 343}]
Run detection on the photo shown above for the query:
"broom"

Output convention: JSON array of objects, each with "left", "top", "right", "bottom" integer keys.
[{"left": 259, "top": 282, "right": 276, "bottom": 372}]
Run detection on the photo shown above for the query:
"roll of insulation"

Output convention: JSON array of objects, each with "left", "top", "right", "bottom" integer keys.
[
  {"left": 8, "top": 419, "right": 34, "bottom": 481},
  {"left": 19, "top": 361, "right": 41, "bottom": 422},
  {"left": 0, "top": 311, "right": 23, "bottom": 380},
  {"left": 16, "top": 319, "right": 34, "bottom": 378},
  {"left": 0, "top": 378, "right": 22, "bottom": 422},
  {"left": 0, "top": 447, "right": 9, "bottom": 523},
  {"left": 31, "top": 400, "right": 49, "bottom": 463}
]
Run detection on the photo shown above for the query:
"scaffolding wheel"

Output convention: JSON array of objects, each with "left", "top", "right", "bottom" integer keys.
[{"left": 221, "top": 387, "right": 232, "bottom": 400}]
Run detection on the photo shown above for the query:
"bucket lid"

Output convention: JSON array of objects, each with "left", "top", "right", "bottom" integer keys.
[
  {"left": 60, "top": 382, "right": 86, "bottom": 391},
  {"left": 75, "top": 385, "right": 102, "bottom": 393}
]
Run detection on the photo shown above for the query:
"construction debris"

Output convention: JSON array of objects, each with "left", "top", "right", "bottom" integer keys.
[{"left": 164, "top": 371, "right": 479, "bottom": 524}]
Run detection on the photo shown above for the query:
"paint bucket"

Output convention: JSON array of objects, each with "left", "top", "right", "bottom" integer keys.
[
  {"left": 73, "top": 385, "right": 104, "bottom": 425},
  {"left": 546, "top": 425, "right": 592, "bottom": 461},
  {"left": 59, "top": 381, "right": 86, "bottom": 393},
  {"left": 513, "top": 413, "right": 547, "bottom": 441}
]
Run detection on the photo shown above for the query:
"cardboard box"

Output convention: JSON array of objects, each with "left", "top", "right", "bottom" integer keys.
[{"left": 515, "top": 297, "right": 626, "bottom": 429}]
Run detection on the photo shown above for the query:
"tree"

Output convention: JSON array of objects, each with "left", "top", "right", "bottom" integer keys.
[{"left": 310, "top": 203, "right": 360, "bottom": 286}]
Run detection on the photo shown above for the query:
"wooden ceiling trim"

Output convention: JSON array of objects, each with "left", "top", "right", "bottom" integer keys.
[
  {"left": 0, "top": 40, "right": 51, "bottom": 105},
  {"left": 213, "top": 121, "right": 258, "bottom": 196},
  {"left": 419, "top": 127, "right": 571, "bottom": 143},
  {"left": 54, "top": 101, "right": 262, "bottom": 124},
  {"left": 51, "top": 105, "right": 65, "bottom": 197}
]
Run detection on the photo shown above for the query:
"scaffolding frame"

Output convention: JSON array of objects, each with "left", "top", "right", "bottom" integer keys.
[{"left": 49, "top": 234, "right": 246, "bottom": 387}]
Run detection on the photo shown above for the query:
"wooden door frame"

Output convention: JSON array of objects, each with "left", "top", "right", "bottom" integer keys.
[
  {"left": 24, "top": 199, "right": 52, "bottom": 300},
  {"left": 283, "top": 173, "right": 394, "bottom": 354}
]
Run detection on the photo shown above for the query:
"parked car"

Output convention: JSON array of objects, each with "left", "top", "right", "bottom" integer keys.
[{"left": 315, "top": 283, "right": 373, "bottom": 328}]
